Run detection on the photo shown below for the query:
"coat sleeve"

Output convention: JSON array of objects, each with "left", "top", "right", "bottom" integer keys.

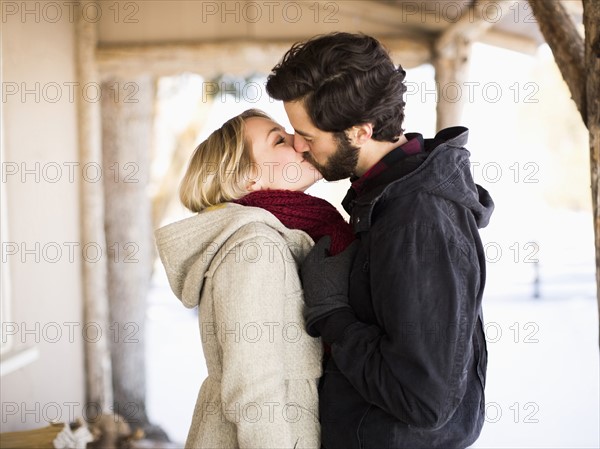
[
  {"left": 331, "top": 221, "right": 481, "bottom": 429},
  {"left": 211, "top": 235, "right": 294, "bottom": 448}
]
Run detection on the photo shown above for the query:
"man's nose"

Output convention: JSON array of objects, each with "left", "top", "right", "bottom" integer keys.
[{"left": 293, "top": 134, "right": 309, "bottom": 153}]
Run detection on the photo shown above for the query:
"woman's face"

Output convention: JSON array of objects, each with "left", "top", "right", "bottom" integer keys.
[{"left": 245, "top": 116, "right": 322, "bottom": 192}]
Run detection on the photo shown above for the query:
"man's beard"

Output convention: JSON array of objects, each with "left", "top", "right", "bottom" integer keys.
[{"left": 303, "top": 131, "right": 360, "bottom": 181}]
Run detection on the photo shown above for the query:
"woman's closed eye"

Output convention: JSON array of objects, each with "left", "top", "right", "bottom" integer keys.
[{"left": 276, "top": 133, "right": 294, "bottom": 146}]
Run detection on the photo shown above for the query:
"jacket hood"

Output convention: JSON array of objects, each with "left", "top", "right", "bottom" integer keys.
[
  {"left": 416, "top": 127, "right": 494, "bottom": 228},
  {"left": 353, "top": 127, "right": 494, "bottom": 230},
  {"left": 154, "top": 203, "right": 313, "bottom": 308}
]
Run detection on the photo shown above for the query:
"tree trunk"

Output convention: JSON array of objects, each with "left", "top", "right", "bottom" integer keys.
[
  {"left": 528, "top": 0, "right": 586, "bottom": 123},
  {"left": 100, "top": 75, "right": 164, "bottom": 438},
  {"left": 583, "top": 0, "right": 600, "bottom": 331},
  {"left": 529, "top": 0, "right": 600, "bottom": 327}
]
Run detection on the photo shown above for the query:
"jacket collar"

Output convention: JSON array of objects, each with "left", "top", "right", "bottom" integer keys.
[{"left": 344, "top": 127, "right": 469, "bottom": 233}]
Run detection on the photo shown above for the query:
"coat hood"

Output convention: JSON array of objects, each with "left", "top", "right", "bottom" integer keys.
[
  {"left": 414, "top": 127, "right": 494, "bottom": 228},
  {"left": 351, "top": 127, "right": 494, "bottom": 231},
  {"left": 376, "top": 126, "right": 494, "bottom": 228},
  {"left": 154, "top": 203, "right": 313, "bottom": 308}
]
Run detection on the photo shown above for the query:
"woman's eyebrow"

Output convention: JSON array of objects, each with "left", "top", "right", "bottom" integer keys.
[{"left": 266, "top": 126, "right": 283, "bottom": 142}]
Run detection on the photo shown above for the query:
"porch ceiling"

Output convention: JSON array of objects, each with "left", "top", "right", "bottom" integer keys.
[
  {"left": 97, "top": 0, "right": 577, "bottom": 49},
  {"left": 94, "top": 0, "right": 582, "bottom": 79}
]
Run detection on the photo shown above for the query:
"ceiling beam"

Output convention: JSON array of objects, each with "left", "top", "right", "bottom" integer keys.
[
  {"left": 435, "top": 0, "right": 519, "bottom": 55},
  {"left": 479, "top": 28, "right": 539, "bottom": 55},
  {"left": 335, "top": 0, "right": 445, "bottom": 34},
  {"left": 96, "top": 37, "right": 432, "bottom": 80}
]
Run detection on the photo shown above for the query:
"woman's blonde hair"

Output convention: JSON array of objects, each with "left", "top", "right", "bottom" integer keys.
[{"left": 179, "top": 109, "right": 272, "bottom": 212}]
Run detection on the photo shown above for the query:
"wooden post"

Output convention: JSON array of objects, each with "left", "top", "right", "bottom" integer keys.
[
  {"left": 433, "top": 34, "right": 472, "bottom": 131},
  {"left": 583, "top": 0, "right": 600, "bottom": 327},
  {"left": 100, "top": 75, "right": 156, "bottom": 431},
  {"left": 433, "top": 0, "right": 517, "bottom": 131},
  {"left": 75, "top": 0, "right": 114, "bottom": 412}
]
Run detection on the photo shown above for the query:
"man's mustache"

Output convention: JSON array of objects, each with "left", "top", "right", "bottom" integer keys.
[{"left": 302, "top": 152, "right": 317, "bottom": 166}]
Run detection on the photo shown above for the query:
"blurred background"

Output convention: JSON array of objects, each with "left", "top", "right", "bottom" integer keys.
[{"left": 2, "top": 1, "right": 598, "bottom": 448}]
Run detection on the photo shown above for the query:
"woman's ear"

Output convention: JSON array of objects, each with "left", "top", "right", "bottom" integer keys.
[
  {"left": 246, "top": 180, "right": 262, "bottom": 192},
  {"left": 351, "top": 123, "right": 373, "bottom": 145},
  {"left": 245, "top": 164, "right": 262, "bottom": 191}
]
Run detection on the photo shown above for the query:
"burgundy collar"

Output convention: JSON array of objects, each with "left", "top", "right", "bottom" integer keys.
[{"left": 351, "top": 133, "right": 424, "bottom": 197}]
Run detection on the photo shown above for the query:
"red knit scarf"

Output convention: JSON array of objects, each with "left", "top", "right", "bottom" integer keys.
[{"left": 234, "top": 190, "right": 355, "bottom": 255}]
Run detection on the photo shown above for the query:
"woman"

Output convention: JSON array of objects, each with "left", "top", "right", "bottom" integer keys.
[{"left": 155, "top": 109, "right": 354, "bottom": 448}]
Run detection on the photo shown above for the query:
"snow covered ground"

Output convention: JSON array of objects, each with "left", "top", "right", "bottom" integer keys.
[{"left": 146, "top": 209, "right": 599, "bottom": 448}]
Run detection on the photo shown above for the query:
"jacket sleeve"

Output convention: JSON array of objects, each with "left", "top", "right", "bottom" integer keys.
[
  {"left": 331, "top": 221, "right": 481, "bottom": 429},
  {"left": 211, "top": 235, "right": 294, "bottom": 448}
]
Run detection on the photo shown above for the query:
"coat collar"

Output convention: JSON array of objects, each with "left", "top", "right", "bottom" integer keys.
[{"left": 345, "top": 127, "right": 470, "bottom": 233}]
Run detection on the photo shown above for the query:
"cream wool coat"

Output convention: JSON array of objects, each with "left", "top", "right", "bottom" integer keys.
[{"left": 155, "top": 203, "right": 323, "bottom": 449}]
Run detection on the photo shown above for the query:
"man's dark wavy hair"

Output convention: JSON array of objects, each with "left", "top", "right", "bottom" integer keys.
[{"left": 266, "top": 32, "right": 407, "bottom": 143}]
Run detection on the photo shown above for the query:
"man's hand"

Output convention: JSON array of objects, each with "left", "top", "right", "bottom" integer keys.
[{"left": 301, "top": 236, "right": 359, "bottom": 337}]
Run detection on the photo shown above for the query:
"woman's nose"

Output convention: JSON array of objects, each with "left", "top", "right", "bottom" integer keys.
[{"left": 293, "top": 134, "right": 309, "bottom": 153}]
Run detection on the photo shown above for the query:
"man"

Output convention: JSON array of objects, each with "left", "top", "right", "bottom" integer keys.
[{"left": 266, "top": 32, "right": 494, "bottom": 448}]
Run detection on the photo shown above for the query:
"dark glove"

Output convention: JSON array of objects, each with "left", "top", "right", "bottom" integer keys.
[{"left": 301, "top": 236, "right": 359, "bottom": 337}]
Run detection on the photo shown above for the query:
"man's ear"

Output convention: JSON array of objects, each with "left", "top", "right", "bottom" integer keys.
[{"left": 351, "top": 123, "right": 374, "bottom": 145}]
